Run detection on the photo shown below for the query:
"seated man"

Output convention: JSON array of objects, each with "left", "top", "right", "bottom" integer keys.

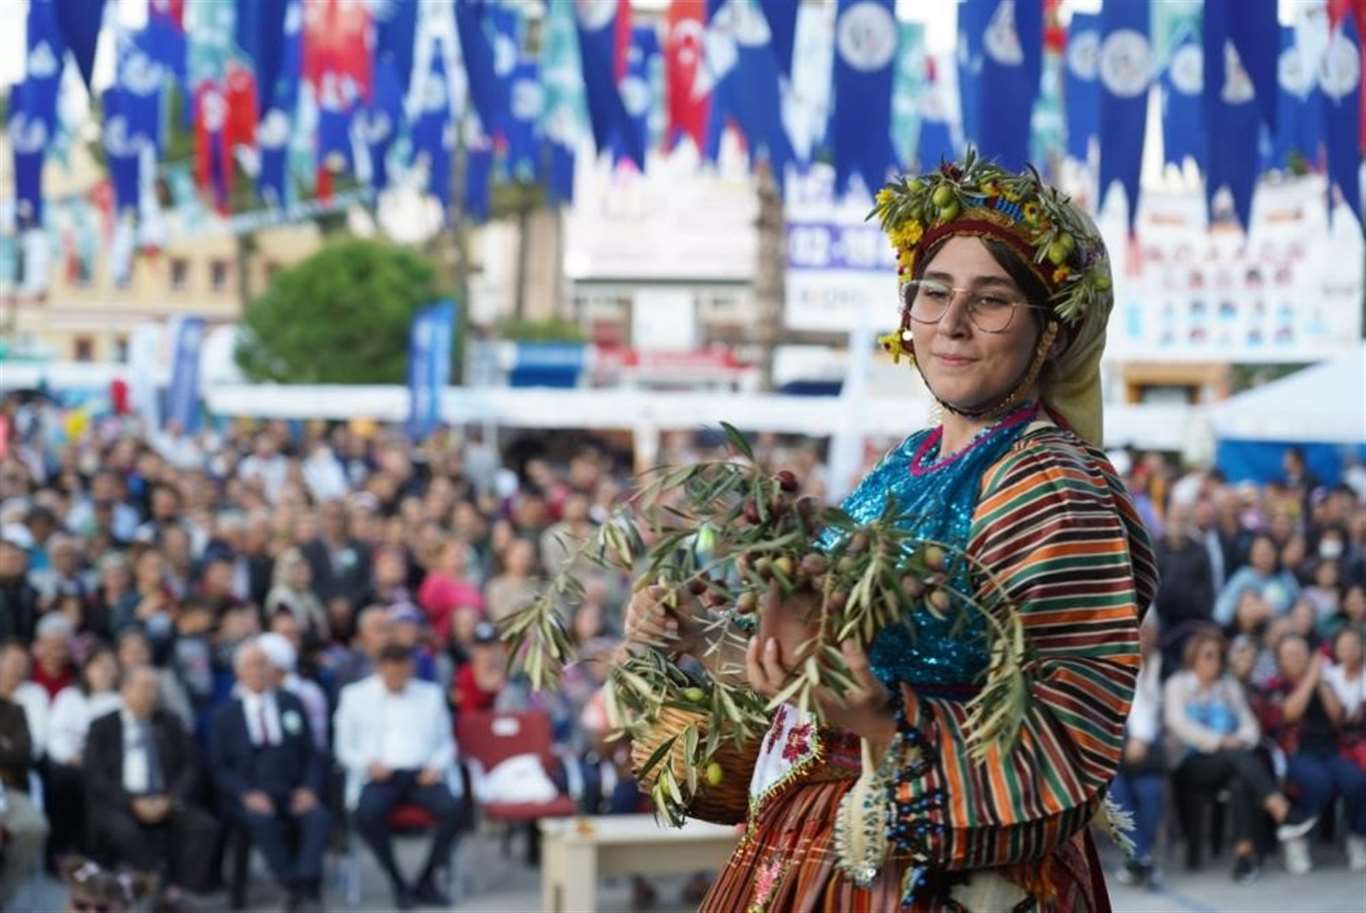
[
  {"left": 334, "top": 643, "right": 461, "bottom": 911},
  {"left": 83, "top": 666, "right": 220, "bottom": 898},
  {"left": 0, "top": 688, "right": 48, "bottom": 911},
  {"left": 211, "top": 639, "right": 330, "bottom": 913}
]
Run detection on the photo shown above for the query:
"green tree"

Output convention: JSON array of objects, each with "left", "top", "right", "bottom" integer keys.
[{"left": 236, "top": 237, "right": 448, "bottom": 383}]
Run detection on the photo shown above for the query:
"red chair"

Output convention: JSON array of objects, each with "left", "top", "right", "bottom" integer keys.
[
  {"left": 344, "top": 803, "right": 451, "bottom": 907},
  {"left": 455, "top": 710, "right": 578, "bottom": 882}
]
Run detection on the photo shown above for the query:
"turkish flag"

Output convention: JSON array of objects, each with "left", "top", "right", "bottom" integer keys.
[
  {"left": 665, "top": 0, "right": 709, "bottom": 153},
  {"left": 194, "top": 82, "right": 233, "bottom": 214},
  {"left": 224, "top": 63, "right": 258, "bottom": 152},
  {"left": 302, "top": 0, "right": 373, "bottom": 102},
  {"left": 614, "top": 0, "right": 632, "bottom": 83}
]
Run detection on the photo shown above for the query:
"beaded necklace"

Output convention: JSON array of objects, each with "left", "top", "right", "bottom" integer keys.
[{"left": 832, "top": 401, "right": 1041, "bottom": 687}]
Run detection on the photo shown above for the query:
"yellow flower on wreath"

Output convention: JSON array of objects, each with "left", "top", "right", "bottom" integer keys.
[
  {"left": 876, "top": 187, "right": 895, "bottom": 208},
  {"left": 891, "top": 220, "right": 924, "bottom": 249},
  {"left": 1052, "top": 265, "right": 1071, "bottom": 283},
  {"left": 1022, "top": 202, "right": 1041, "bottom": 225}
]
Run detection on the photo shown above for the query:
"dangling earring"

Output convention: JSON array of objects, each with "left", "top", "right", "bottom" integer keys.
[{"left": 878, "top": 310, "right": 917, "bottom": 368}]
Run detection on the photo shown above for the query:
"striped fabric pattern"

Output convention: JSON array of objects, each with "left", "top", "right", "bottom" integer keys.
[{"left": 894, "top": 426, "right": 1158, "bottom": 870}]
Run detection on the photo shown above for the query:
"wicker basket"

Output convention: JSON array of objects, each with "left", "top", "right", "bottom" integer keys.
[{"left": 630, "top": 706, "right": 757, "bottom": 826}]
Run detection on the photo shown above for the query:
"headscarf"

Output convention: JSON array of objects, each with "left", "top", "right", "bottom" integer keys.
[{"left": 873, "top": 151, "right": 1114, "bottom": 446}]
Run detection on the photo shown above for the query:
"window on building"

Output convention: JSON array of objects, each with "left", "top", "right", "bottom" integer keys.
[
  {"left": 170, "top": 258, "right": 190, "bottom": 291},
  {"left": 210, "top": 259, "right": 230, "bottom": 292},
  {"left": 113, "top": 336, "right": 130, "bottom": 363},
  {"left": 73, "top": 336, "right": 95, "bottom": 362}
]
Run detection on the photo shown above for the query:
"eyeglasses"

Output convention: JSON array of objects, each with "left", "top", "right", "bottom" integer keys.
[
  {"left": 70, "top": 900, "right": 114, "bottom": 913},
  {"left": 901, "top": 279, "right": 1048, "bottom": 334}
]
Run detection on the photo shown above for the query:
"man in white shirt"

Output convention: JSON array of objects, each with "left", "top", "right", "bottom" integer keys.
[{"left": 334, "top": 643, "right": 462, "bottom": 911}]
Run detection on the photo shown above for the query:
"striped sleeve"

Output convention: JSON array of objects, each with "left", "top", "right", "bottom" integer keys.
[{"left": 884, "top": 431, "right": 1155, "bottom": 869}]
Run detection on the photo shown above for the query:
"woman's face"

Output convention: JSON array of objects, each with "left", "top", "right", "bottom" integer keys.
[
  {"left": 117, "top": 633, "right": 150, "bottom": 669},
  {"left": 506, "top": 540, "right": 535, "bottom": 576},
  {"left": 1344, "top": 585, "right": 1366, "bottom": 622},
  {"left": 1249, "top": 537, "right": 1277, "bottom": 574},
  {"left": 909, "top": 236, "right": 1045, "bottom": 413},
  {"left": 1334, "top": 629, "right": 1363, "bottom": 669},
  {"left": 86, "top": 651, "right": 118, "bottom": 692},
  {"left": 1192, "top": 639, "right": 1223, "bottom": 684},
  {"left": 287, "top": 557, "right": 311, "bottom": 589}
]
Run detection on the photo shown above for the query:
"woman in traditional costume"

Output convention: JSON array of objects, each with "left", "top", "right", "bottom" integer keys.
[{"left": 626, "top": 154, "right": 1158, "bottom": 912}]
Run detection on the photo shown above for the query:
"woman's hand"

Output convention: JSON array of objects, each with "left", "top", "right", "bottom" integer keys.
[{"left": 623, "top": 584, "right": 706, "bottom": 656}]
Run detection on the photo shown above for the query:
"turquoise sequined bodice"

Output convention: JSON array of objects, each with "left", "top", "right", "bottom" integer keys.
[{"left": 830, "top": 406, "right": 1039, "bottom": 688}]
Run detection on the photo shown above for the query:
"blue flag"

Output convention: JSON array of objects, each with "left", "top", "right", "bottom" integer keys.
[
  {"left": 412, "top": 52, "right": 454, "bottom": 205},
  {"left": 457, "top": 0, "right": 511, "bottom": 143},
  {"left": 1321, "top": 15, "right": 1363, "bottom": 228},
  {"left": 24, "top": 0, "right": 65, "bottom": 141},
  {"left": 506, "top": 60, "right": 543, "bottom": 179},
  {"left": 758, "top": 0, "right": 798, "bottom": 75},
  {"left": 166, "top": 316, "right": 206, "bottom": 433},
  {"left": 956, "top": 0, "right": 990, "bottom": 146},
  {"left": 1161, "top": 29, "right": 1204, "bottom": 170},
  {"left": 1211, "top": 0, "right": 1279, "bottom": 133},
  {"left": 53, "top": 0, "right": 106, "bottom": 91},
  {"left": 539, "top": 139, "right": 577, "bottom": 205},
  {"left": 830, "top": 0, "right": 898, "bottom": 195},
  {"left": 616, "top": 26, "right": 660, "bottom": 167},
  {"left": 1203, "top": 1, "right": 1261, "bottom": 230},
  {"left": 234, "top": 0, "right": 289, "bottom": 113},
  {"left": 575, "top": 0, "right": 643, "bottom": 167},
  {"left": 101, "top": 87, "right": 145, "bottom": 215},
  {"left": 360, "top": 60, "right": 404, "bottom": 192},
  {"left": 317, "top": 74, "right": 358, "bottom": 179},
  {"left": 1266, "top": 27, "right": 1321, "bottom": 171},
  {"left": 1098, "top": 0, "right": 1153, "bottom": 229},
  {"left": 406, "top": 301, "right": 456, "bottom": 443},
  {"left": 916, "top": 68, "right": 957, "bottom": 169},
  {"left": 1064, "top": 12, "right": 1100, "bottom": 161},
  {"left": 976, "top": 0, "right": 1042, "bottom": 171},
  {"left": 257, "top": 0, "right": 302, "bottom": 206},
  {"left": 9, "top": 84, "right": 48, "bottom": 229},
  {"left": 375, "top": 0, "right": 419, "bottom": 99},
  {"left": 702, "top": 0, "right": 796, "bottom": 179}
]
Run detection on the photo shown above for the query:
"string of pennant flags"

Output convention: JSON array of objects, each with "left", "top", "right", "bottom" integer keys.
[{"left": 5, "top": 0, "right": 1366, "bottom": 273}]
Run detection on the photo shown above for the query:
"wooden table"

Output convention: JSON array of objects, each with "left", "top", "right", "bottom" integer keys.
[{"left": 539, "top": 814, "right": 738, "bottom": 912}]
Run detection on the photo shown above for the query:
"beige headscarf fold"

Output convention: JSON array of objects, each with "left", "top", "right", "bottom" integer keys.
[{"left": 1040, "top": 209, "right": 1112, "bottom": 448}]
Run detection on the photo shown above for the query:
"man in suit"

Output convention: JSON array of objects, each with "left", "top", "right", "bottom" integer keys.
[
  {"left": 334, "top": 643, "right": 461, "bottom": 911},
  {"left": 300, "top": 501, "right": 372, "bottom": 621},
  {"left": 0, "top": 691, "right": 48, "bottom": 910},
  {"left": 210, "top": 640, "right": 330, "bottom": 913},
  {"left": 83, "top": 665, "right": 220, "bottom": 897}
]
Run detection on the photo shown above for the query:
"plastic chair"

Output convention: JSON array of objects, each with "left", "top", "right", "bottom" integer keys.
[{"left": 455, "top": 710, "right": 578, "bottom": 887}]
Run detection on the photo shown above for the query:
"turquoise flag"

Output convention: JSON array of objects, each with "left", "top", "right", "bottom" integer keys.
[{"left": 891, "top": 22, "right": 926, "bottom": 168}]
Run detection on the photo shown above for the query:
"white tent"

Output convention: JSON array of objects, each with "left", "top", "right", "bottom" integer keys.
[{"left": 1209, "top": 343, "right": 1366, "bottom": 444}]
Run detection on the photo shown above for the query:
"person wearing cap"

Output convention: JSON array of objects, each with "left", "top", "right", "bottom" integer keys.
[
  {"left": 333, "top": 642, "right": 461, "bottom": 910},
  {"left": 388, "top": 603, "right": 437, "bottom": 683},
  {"left": 258, "top": 631, "right": 329, "bottom": 751},
  {"left": 210, "top": 639, "right": 329, "bottom": 912},
  {"left": 450, "top": 621, "right": 507, "bottom": 716}
]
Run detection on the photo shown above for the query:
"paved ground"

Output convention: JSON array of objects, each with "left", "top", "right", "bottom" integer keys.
[{"left": 11, "top": 834, "right": 1365, "bottom": 912}]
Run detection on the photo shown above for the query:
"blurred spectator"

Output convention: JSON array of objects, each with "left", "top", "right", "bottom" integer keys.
[
  {"left": 1163, "top": 630, "right": 1308, "bottom": 883},
  {"left": 239, "top": 433, "right": 290, "bottom": 504},
  {"left": 44, "top": 646, "right": 121, "bottom": 867},
  {"left": 258, "top": 630, "right": 329, "bottom": 750},
  {"left": 362, "top": 544, "right": 415, "bottom": 612},
  {"left": 0, "top": 674, "right": 48, "bottom": 910},
  {"left": 389, "top": 604, "right": 438, "bottom": 682},
  {"left": 0, "top": 640, "right": 49, "bottom": 759},
  {"left": 1153, "top": 501, "right": 1215, "bottom": 673},
  {"left": 485, "top": 537, "right": 541, "bottom": 624},
  {"left": 450, "top": 621, "right": 506, "bottom": 715},
  {"left": 210, "top": 640, "right": 329, "bottom": 911},
  {"left": 114, "top": 626, "right": 193, "bottom": 731},
  {"left": 1215, "top": 534, "right": 1301, "bottom": 625},
  {"left": 65, "top": 470, "right": 139, "bottom": 543},
  {"left": 265, "top": 547, "right": 330, "bottom": 645},
  {"left": 83, "top": 666, "right": 219, "bottom": 897},
  {"left": 31, "top": 534, "right": 91, "bottom": 613},
  {"left": 1260, "top": 634, "right": 1365, "bottom": 874},
  {"left": 1112, "top": 618, "right": 1166, "bottom": 887},
  {"left": 0, "top": 538, "right": 40, "bottom": 643},
  {"left": 89, "top": 554, "right": 134, "bottom": 638},
  {"left": 539, "top": 493, "right": 596, "bottom": 580},
  {"left": 30, "top": 614, "right": 76, "bottom": 700},
  {"left": 300, "top": 500, "right": 372, "bottom": 619},
  {"left": 417, "top": 538, "right": 483, "bottom": 643},
  {"left": 331, "top": 606, "right": 393, "bottom": 690},
  {"left": 1303, "top": 559, "right": 1342, "bottom": 631},
  {"left": 334, "top": 643, "right": 461, "bottom": 910}
]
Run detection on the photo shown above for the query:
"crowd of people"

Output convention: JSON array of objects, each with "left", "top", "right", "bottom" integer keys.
[
  {"left": 1114, "top": 448, "right": 1366, "bottom": 886},
  {"left": 0, "top": 399, "right": 1364, "bottom": 909}
]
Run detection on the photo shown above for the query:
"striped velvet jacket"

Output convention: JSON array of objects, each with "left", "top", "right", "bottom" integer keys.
[{"left": 890, "top": 425, "right": 1159, "bottom": 870}]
